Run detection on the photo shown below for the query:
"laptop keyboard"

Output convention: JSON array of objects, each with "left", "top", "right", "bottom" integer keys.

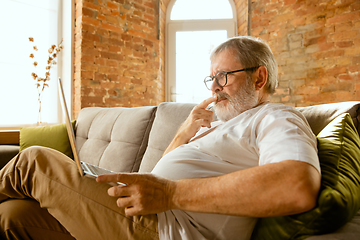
[
  {"left": 82, "top": 162, "right": 114, "bottom": 176},
  {"left": 81, "top": 162, "right": 126, "bottom": 186}
]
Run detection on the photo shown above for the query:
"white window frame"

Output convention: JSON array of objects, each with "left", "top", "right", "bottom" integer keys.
[
  {"left": 0, "top": 0, "right": 74, "bottom": 130},
  {"left": 59, "top": 0, "right": 75, "bottom": 124},
  {"left": 166, "top": 0, "right": 237, "bottom": 102}
]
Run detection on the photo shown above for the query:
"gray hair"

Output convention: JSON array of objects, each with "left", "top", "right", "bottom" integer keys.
[{"left": 210, "top": 36, "right": 278, "bottom": 94}]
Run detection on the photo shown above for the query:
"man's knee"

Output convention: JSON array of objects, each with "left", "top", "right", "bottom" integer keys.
[
  {"left": 0, "top": 199, "right": 74, "bottom": 240},
  {"left": 15, "top": 146, "right": 71, "bottom": 168},
  {"left": 19, "top": 146, "right": 53, "bottom": 160}
]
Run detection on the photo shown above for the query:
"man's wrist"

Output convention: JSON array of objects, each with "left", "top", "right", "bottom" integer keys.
[
  {"left": 167, "top": 178, "right": 195, "bottom": 211},
  {"left": 166, "top": 179, "right": 179, "bottom": 210}
]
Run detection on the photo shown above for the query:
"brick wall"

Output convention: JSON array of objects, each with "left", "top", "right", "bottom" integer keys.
[
  {"left": 250, "top": 0, "right": 360, "bottom": 106},
  {"left": 236, "top": 0, "right": 249, "bottom": 35},
  {"left": 74, "top": 0, "right": 163, "bottom": 117},
  {"left": 74, "top": 0, "right": 360, "bottom": 116}
]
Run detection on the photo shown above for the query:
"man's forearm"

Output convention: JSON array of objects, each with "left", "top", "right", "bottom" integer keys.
[
  {"left": 163, "top": 133, "right": 188, "bottom": 156},
  {"left": 162, "top": 122, "right": 192, "bottom": 156},
  {"left": 163, "top": 97, "right": 216, "bottom": 156},
  {"left": 170, "top": 160, "right": 321, "bottom": 217}
]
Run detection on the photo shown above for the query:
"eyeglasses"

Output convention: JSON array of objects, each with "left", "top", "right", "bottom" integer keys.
[{"left": 203, "top": 66, "right": 259, "bottom": 90}]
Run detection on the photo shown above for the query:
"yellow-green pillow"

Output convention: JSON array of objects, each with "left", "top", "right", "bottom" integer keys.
[
  {"left": 251, "top": 113, "right": 360, "bottom": 240},
  {"left": 20, "top": 121, "right": 76, "bottom": 159}
]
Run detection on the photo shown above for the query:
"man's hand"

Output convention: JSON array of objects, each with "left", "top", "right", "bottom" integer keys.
[
  {"left": 163, "top": 96, "right": 217, "bottom": 155},
  {"left": 96, "top": 173, "right": 176, "bottom": 216},
  {"left": 179, "top": 96, "right": 217, "bottom": 140}
]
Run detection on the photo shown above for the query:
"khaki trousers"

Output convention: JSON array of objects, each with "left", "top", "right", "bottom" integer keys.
[{"left": 0, "top": 146, "right": 159, "bottom": 240}]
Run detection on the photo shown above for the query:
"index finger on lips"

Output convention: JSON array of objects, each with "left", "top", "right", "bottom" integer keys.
[{"left": 196, "top": 96, "right": 217, "bottom": 110}]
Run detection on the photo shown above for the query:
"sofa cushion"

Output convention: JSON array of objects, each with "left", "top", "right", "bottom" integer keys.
[
  {"left": 251, "top": 113, "right": 360, "bottom": 240},
  {"left": 19, "top": 121, "right": 76, "bottom": 159},
  {"left": 139, "top": 102, "right": 196, "bottom": 173},
  {"left": 305, "top": 210, "right": 360, "bottom": 239},
  {"left": 297, "top": 101, "right": 360, "bottom": 136},
  {"left": 75, "top": 106, "right": 156, "bottom": 173}
]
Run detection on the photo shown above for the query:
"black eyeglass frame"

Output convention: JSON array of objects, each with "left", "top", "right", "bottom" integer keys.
[{"left": 203, "top": 66, "right": 259, "bottom": 90}]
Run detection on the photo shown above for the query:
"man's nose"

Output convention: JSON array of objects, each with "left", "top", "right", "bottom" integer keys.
[{"left": 211, "top": 79, "right": 222, "bottom": 92}]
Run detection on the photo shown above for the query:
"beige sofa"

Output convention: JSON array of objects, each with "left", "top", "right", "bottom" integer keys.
[{"left": 1, "top": 101, "right": 360, "bottom": 239}]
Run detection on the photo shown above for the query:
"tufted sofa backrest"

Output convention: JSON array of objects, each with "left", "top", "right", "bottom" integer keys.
[
  {"left": 74, "top": 101, "right": 360, "bottom": 174},
  {"left": 75, "top": 106, "right": 157, "bottom": 172}
]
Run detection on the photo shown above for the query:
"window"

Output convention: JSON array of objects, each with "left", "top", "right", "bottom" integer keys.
[
  {"left": 166, "top": 0, "right": 237, "bottom": 103},
  {"left": 0, "top": 0, "right": 73, "bottom": 128},
  {"left": 170, "top": 0, "right": 233, "bottom": 20}
]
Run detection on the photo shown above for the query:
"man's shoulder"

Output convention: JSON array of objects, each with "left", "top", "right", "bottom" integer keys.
[
  {"left": 248, "top": 103, "right": 308, "bottom": 125},
  {"left": 259, "top": 102, "right": 295, "bottom": 111},
  {"left": 250, "top": 102, "right": 299, "bottom": 116}
]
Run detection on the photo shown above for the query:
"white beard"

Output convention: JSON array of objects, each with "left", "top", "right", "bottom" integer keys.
[{"left": 214, "top": 78, "right": 259, "bottom": 122}]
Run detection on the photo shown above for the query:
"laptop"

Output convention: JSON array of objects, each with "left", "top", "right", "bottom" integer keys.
[{"left": 58, "top": 77, "right": 125, "bottom": 186}]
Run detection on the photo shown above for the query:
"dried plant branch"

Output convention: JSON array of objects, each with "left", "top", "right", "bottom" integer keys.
[{"left": 29, "top": 37, "right": 63, "bottom": 124}]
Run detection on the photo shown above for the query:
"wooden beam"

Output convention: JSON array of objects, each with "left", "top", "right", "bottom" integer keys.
[{"left": 0, "top": 131, "right": 20, "bottom": 145}]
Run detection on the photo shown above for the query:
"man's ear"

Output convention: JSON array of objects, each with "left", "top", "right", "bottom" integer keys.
[{"left": 254, "top": 66, "right": 268, "bottom": 90}]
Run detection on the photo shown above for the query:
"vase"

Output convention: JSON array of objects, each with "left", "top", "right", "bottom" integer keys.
[
  {"left": 37, "top": 101, "right": 42, "bottom": 126},
  {"left": 36, "top": 92, "right": 44, "bottom": 126}
]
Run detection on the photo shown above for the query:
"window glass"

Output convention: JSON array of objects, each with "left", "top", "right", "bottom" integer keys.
[
  {"left": 0, "top": 0, "right": 60, "bottom": 126},
  {"left": 171, "top": 0, "right": 233, "bottom": 20},
  {"left": 167, "top": 0, "right": 236, "bottom": 103},
  {"left": 175, "top": 30, "right": 228, "bottom": 103}
]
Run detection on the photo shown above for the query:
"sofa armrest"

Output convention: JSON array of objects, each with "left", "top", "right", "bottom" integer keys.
[{"left": 0, "top": 145, "right": 20, "bottom": 169}]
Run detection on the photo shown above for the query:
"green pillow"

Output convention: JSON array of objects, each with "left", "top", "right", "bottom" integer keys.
[
  {"left": 251, "top": 113, "right": 360, "bottom": 240},
  {"left": 20, "top": 121, "right": 76, "bottom": 159}
]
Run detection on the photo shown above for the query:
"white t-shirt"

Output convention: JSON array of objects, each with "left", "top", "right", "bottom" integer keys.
[{"left": 151, "top": 103, "right": 320, "bottom": 240}]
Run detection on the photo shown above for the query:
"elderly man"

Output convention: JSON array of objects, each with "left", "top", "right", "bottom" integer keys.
[{"left": 0, "top": 36, "right": 320, "bottom": 240}]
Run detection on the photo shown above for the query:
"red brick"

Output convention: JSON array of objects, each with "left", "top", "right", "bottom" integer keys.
[
  {"left": 83, "top": 2, "right": 101, "bottom": 11},
  {"left": 94, "top": 57, "right": 106, "bottom": 66},
  {"left": 304, "top": 36, "right": 326, "bottom": 47},
  {"left": 83, "top": 32, "right": 101, "bottom": 42},
  {"left": 81, "top": 70, "right": 94, "bottom": 79},
  {"left": 106, "top": 15, "right": 119, "bottom": 25},
  {"left": 82, "top": 16, "right": 101, "bottom": 26},
  {"left": 144, "top": 14, "right": 154, "bottom": 22},
  {"left": 106, "top": 59, "right": 118, "bottom": 67},
  {"left": 336, "top": 41, "right": 354, "bottom": 48},
  {"left": 82, "top": 7, "right": 96, "bottom": 18},
  {"left": 354, "top": 62, "right": 360, "bottom": 73},
  {"left": 345, "top": 46, "right": 360, "bottom": 56},
  {"left": 284, "top": 0, "right": 296, "bottom": 5},
  {"left": 132, "top": 24, "right": 143, "bottom": 31},
  {"left": 294, "top": 85, "right": 320, "bottom": 95},
  {"left": 107, "top": 1, "right": 118, "bottom": 10},
  {"left": 127, "top": 30, "right": 147, "bottom": 38},
  {"left": 314, "top": 49, "right": 345, "bottom": 60},
  {"left": 326, "top": 11, "right": 360, "bottom": 25},
  {"left": 335, "top": 91, "right": 354, "bottom": 100},
  {"left": 101, "top": 22, "right": 124, "bottom": 33},
  {"left": 304, "top": 92, "right": 336, "bottom": 104},
  {"left": 338, "top": 74, "right": 354, "bottom": 81},
  {"left": 275, "top": 88, "right": 290, "bottom": 95},
  {"left": 325, "top": 66, "right": 347, "bottom": 76},
  {"left": 82, "top": 96, "right": 104, "bottom": 105},
  {"left": 352, "top": 2, "right": 360, "bottom": 11},
  {"left": 81, "top": 63, "right": 98, "bottom": 72},
  {"left": 318, "top": 42, "right": 335, "bottom": 51}
]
